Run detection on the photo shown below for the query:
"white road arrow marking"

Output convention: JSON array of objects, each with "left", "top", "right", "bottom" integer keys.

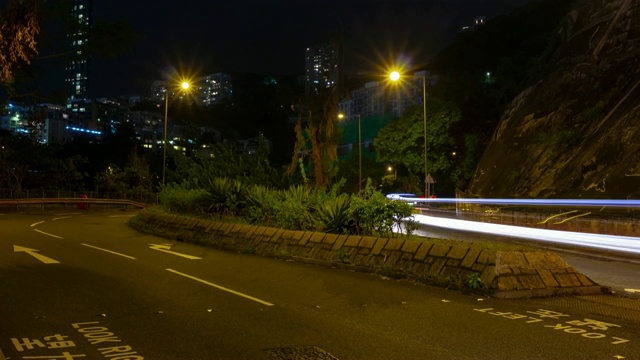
[
  {"left": 149, "top": 244, "right": 201, "bottom": 260},
  {"left": 624, "top": 288, "right": 640, "bottom": 294},
  {"left": 14, "top": 245, "right": 60, "bottom": 264}
]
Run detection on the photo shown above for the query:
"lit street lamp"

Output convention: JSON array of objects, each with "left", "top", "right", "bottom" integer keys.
[
  {"left": 162, "top": 81, "right": 190, "bottom": 189},
  {"left": 387, "top": 166, "right": 396, "bottom": 180},
  {"left": 389, "top": 70, "right": 429, "bottom": 197}
]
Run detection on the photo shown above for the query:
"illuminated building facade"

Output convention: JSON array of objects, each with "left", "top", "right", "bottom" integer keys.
[
  {"left": 198, "top": 73, "right": 233, "bottom": 106},
  {"left": 304, "top": 43, "right": 338, "bottom": 95},
  {"left": 65, "top": 0, "right": 93, "bottom": 113}
]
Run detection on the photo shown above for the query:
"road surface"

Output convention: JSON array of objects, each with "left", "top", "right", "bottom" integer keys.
[{"left": 1, "top": 210, "right": 639, "bottom": 359}]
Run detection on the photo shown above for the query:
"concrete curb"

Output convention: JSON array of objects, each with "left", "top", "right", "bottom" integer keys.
[{"left": 129, "top": 209, "right": 610, "bottom": 299}]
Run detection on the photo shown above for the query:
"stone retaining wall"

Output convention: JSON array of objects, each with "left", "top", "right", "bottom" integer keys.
[{"left": 129, "top": 210, "right": 610, "bottom": 299}]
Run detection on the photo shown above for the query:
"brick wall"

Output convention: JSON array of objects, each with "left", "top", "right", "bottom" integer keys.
[{"left": 130, "top": 210, "right": 609, "bottom": 298}]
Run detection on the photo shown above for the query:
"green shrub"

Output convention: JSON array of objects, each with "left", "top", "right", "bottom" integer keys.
[
  {"left": 246, "top": 185, "right": 279, "bottom": 225},
  {"left": 317, "top": 195, "right": 354, "bottom": 234},
  {"left": 465, "top": 273, "right": 485, "bottom": 289},
  {"left": 350, "top": 190, "right": 415, "bottom": 237},
  {"left": 202, "top": 177, "right": 248, "bottom": 216},
  {"left": 158, "top": 183, "right": 209, "bottom": 214},
  {"left": 274, "top": 189, "right": 318, "bottom": 230}
]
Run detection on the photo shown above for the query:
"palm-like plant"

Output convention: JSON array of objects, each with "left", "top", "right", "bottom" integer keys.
[
  {"left": 317, "top": 195, "right": 354, "bottom": 234},
  {"left": 202, "top": 177, "right": 247, "bottom": 216}
]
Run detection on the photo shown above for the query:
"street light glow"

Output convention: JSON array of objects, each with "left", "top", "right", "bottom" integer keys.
[
  {"left": 163, "top": 78, "right": 193, "bottom": 189},
  {"left": 388, "top": 69, "right": 429, "bottom": 197}
]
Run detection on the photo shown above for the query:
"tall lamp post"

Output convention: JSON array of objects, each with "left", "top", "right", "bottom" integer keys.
[
  {"left": 338, "top": 113, "right": 362, "bottom": 192},
  {"left": 162, "top": 81, "right": 190, "bottom": 189},
  {"left": 356, "top": 114, "right": 361, "bottom": 192},
  {"left": 389, "top": 70, "right": 429, "bottom": 197}
]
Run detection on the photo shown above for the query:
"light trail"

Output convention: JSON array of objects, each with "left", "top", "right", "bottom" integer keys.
[
  {"left": 412, "top": 214, "right": 640, "bottom": 255},
  {"left": 386, "top": 194, "right": 640, "bottom": 208}
]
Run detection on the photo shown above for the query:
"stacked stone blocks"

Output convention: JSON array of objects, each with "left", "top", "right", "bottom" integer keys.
[{"left": 130, "top": 210, "right": 608, "bottom": 298}]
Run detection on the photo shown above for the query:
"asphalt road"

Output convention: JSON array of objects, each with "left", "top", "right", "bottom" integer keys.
[{"left": 1, "top": 210, "right": 639, "bottom": 359}]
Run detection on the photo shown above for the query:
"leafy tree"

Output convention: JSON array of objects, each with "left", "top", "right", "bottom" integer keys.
[
  {"left": 288, "top": 87, "right": 341, "bottom": 188},
  {"left": 374, "top": 98, "right": 461, "bottom": 194},
  {"left": 165, "top": 134, "right": 284, "bottom": 189},
  {"left": 0, "top": 0, "right": 40, "bottom": 83},
  {"left": 44, "top": 154, "right": 88, "bottom": 191}
]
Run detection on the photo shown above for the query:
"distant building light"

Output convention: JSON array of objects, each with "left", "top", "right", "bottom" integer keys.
[{"left": 65, "top": 126, "right": 102, "bottom": 135}]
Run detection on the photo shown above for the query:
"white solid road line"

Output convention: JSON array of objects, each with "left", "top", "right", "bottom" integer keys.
[
  {"left": 166, "top": 268, "right": 274, "bottom": 307},
  {"left": 33, "top": 229, "right": 63, "bottom": 239},
  {"left": 30, "top": 221, "right": 45, "bottom": 227},
  {"left": 52, "top": 216, "right": 72, "bottom": 221},
  {"left": 81, "top": 243, "right": 137, "bottom": 260}
]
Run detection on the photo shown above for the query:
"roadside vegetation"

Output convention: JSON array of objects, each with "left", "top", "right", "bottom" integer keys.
[{"left": 159, "top": 177, "right": 417, "bottom": 238}]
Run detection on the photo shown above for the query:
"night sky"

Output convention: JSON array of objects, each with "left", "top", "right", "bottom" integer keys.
[{"left": 4, "top": 0, "right": 532, "bottom": 98}]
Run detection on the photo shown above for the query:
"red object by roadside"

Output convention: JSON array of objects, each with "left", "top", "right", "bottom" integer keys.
[{"left": 78, "top": 194, "right": 89, "bottom": 210}]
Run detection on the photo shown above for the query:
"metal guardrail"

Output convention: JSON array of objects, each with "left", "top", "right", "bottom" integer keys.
[{"left": 0, "top": 197, "right": 146, "bottom": 211}]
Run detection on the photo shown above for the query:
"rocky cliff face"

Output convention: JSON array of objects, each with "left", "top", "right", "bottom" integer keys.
[{"left": 467, "top": 0, "right": 640, "bottom": 199}]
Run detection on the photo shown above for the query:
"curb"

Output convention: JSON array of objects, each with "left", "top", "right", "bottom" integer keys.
[{"left": 129, "top": 209, "right": 606, "bottom": 298}]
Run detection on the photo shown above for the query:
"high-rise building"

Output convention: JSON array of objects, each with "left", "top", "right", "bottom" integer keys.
[
  {"left": 151, "top": 72, "right": 233, "bottom": 107},
  {"left": 304, "top": 43, "right": 338, "bottom": 95},
  {"left": 65, "top": 0, "right": 92, "bottom": 105},
  {"left": 198, "top": 72, "right": 233, "bottom": 106}
]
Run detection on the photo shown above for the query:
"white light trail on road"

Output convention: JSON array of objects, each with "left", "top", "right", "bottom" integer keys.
[
  {"left": 33, "top": 229, "right": 63, "bottom": 239},
  {"left": 413, "top": 214, "right": 640, "bottom": 255},
  {"left": 166, "top": 268, "right": 274, "bottom": 306},
  {"left": 387, "top": 194, "right": 640, "bottom": 208},
  {"left": 30, "top": 221, "right": 45, "bottom": 227},
  {"left": 81, "top": 243, "right": 136, "bottom": 260}
]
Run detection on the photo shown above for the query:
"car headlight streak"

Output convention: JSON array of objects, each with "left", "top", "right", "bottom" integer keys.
[{"left": 412, "top": 214, "right": 640, "bottom": 255}]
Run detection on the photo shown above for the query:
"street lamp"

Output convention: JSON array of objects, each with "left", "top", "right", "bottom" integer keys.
[
  {"left": 387, "top": 166, "right": 396, "bottom": 180},
  {"left": 339, "top": 113, "right": 362, "bottom": 192},
  {"left": 389, "top": 70, "right": 429, "bottom": 197},
  {"left": 162, "top": 81, "right": 190, "bottom": 189}
]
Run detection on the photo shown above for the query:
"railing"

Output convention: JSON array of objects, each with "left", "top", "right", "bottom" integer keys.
[
  {"left": 0, "top": 189, "right": 156, "bottom": 204},
  {"left": 0, "top": 197, "right": 146, "bottom": 211}
]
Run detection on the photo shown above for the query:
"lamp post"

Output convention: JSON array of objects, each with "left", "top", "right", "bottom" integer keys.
[
  {"left": 356, "top": 114, "right": 361, "bottom": 192},
  {"left": 389, "top": 71, "right": 429, "bottom": 197},
  {"left": 338, "top": 113, "right": 362, "bottom": 192},
  {"left": 387, "top": 166, "right": 396, "bottom": 180},
  {"left": 162, "top": 81, "right": 190, "bottom": 189}
]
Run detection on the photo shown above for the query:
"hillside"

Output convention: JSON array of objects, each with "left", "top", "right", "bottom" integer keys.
[{"left": 467, "top": 0, "right": 640, "bottom": 199}]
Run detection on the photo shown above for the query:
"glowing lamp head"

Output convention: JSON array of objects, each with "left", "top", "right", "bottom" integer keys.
[
  {"left": 181, "top": 82, "right": 190, "bottom": 90},
  {"left": 389, "top": 71, "right": 401, "bottom": 81}
]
